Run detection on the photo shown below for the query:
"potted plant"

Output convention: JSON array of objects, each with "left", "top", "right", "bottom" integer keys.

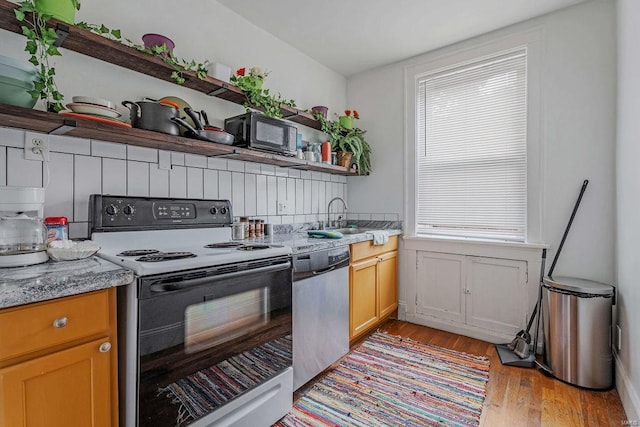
[
  {"left": 35, "top": 0, "right": 80, "bottom": 24},
  {"left": 14, "top": 0, "right": 67, "bottom": 111},
  {"left": 339, "top": 109, "right": 359, "bottom": 129},
  {"left": 230, "top": 67, "right": 296, "bottom": 118},
  {"left": 316, "top": 111, "right": 372, "bottom": 175}
]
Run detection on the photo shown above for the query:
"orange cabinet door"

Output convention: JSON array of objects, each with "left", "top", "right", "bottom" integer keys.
[
  {"left": 0, "top": 337, "right": 113, "bottom": 427},
  {"left": 350, "top": 257, "right": 379, "bottom": 341},
  {"left": 378, "top": 251, "right": 398, "bottom": 320}
]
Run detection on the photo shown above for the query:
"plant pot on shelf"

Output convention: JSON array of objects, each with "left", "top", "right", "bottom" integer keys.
[
  {"left": 336, "top": 151, "right": 353, "bottom": 168},
  {"left": 35, "top": 0, "right": 77, "bottom": 24},
  {"left": 339, "top": 115, "right": 354, "bottom": 129}
]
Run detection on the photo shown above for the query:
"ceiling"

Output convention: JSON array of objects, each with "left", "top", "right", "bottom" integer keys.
[{"left": 217, "top": 0, "right": 587, "bottom": 76}]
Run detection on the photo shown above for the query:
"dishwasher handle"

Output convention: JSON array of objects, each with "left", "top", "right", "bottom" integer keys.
[{"left": 312, "top": 266, "right": 336, "bottom": 275}]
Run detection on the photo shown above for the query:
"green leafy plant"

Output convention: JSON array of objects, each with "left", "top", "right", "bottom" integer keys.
[
  {"left": 75, "top": 22, "right": 207, "bottom": 85},
  {"left": 14, "top": 0, "right": 64, "bottom": 111},
  {"left": 315, "top": 112, "right": 371, "bottom": 175},
  {"left": 230, "top": 67, "right": 296, "bottom": 118}
]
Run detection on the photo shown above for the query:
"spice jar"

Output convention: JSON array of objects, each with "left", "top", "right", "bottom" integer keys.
[
  {"left": 248, "top": 219, "right": 256, "bottom": 239},
  {"left": 232, "top": 219, "right": 245, "bottom": 240},
  {"left": 44, "top": 217, "right": 68, "bottom": 243},
  {"left": 240, "top": 217, "right": 249, "bottom": 239}
]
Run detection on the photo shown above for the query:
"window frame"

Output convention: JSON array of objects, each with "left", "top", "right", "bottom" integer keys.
[{"left": 404, "top": 28, "right": 544, "bottom": 243}]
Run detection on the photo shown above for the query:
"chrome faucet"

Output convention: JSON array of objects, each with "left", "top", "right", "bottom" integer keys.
[{"left": 327, "top": 197, "right": 348, "bottom": 229}]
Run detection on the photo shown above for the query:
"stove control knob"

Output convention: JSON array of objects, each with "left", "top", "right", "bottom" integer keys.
[
  {"left": 105, "top": 204, "right": 118, "bottom": 216},
  {"left": 123, "top": 205, "right": 135, "bottom": 216},
  {"left": 209, "top": 207, "right": 218, "bottom": 215},
  {"left": 220, "top": 207, "right": 228, "bottom": 215}
]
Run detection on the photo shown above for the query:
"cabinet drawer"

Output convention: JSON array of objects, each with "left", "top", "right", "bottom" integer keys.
[
  {"left": 351, "top": 235, "right": 398, "bottom": 262},
  {"left": 0, "top": 290, "right": 111, "bottom": 362}
]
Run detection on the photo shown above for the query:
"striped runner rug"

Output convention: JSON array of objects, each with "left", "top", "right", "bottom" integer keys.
[{"left": 274, "top": 331, "right": 490, "bottom": 427}]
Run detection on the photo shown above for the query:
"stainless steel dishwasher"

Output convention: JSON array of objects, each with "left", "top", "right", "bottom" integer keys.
[{"left": 293, "top": 245, "right": 350, "bottom": 390}]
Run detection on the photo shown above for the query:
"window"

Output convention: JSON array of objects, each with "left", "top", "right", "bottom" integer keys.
[{"left": 414, "top": 49, "right": 528, "bottom": 241}]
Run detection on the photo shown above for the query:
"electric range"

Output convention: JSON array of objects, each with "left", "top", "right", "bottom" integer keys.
[{"left": 89, "top": 195, "right": 293, "bottom": 427}]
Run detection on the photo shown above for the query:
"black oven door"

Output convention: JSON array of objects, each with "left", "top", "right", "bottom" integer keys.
[{"left": 136, "top": 256, "right": 292, "bottom": 427}]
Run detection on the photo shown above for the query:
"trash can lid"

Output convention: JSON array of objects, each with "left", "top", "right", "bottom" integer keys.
[{"left": 543, "top": 276, "right": 614, "bottom": 296}]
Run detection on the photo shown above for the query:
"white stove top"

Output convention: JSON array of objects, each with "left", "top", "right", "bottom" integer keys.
[{"left": 92, "top": 227, "right": 291, "bottom": 276}]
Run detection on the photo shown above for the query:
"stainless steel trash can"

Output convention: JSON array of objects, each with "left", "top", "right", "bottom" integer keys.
[{"left": 542, "top": 276, "right": 614, "bottom": 389}]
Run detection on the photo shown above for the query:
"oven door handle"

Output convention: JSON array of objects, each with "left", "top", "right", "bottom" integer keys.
[{"left": 149, "top": 261, "right": 292, "bottom": 293}]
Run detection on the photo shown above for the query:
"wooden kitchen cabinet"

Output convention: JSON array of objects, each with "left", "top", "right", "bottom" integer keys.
[
  {"left": 0, "top": 289, "right": 118, "bottom": 427},
  {"left": 349, "top": 236, "right": 398, "bottom": 343}
]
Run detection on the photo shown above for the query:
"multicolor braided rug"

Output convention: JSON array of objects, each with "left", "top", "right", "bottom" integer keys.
[{"left": 274, "top": 331, "right": 490, "bottom": 427}]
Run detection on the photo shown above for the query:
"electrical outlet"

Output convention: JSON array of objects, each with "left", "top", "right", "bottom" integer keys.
[
  {"left": 24, "top": 132, "right": 50, "bottom": 161},
  {"left": 617, "top": 324, "right": 622, "bottom": 351},
  {"left": 277, "top": 200, "right": 289, "bottom": 215}
]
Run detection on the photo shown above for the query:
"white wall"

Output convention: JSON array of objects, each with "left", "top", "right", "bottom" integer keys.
[
  {"left": 0, "top": 0, "right": 347, "bottom": 137},
  {"left": 615, "top": 0, "right": 640, "bottom": 420},
  {"left": 0, "top": 0, "right": 359, "bottom": 233},
  {"left": 348, "top": 0, "right": 616, "bottom": 284}
]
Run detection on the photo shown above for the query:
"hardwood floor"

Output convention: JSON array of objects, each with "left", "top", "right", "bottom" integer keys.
[{"left": 375, "top": 319, "right": 628, "bottom": 427}]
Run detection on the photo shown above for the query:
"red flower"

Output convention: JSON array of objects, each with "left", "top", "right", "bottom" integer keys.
[
  {"left": 344, "top": 109, "right": 351, "bottom": 117},
  {"left": 236, "top": 67, "right": 246, "bottom": 76},
  {"left": 353, "top": 110, "right": 359, "bottom": 119}
]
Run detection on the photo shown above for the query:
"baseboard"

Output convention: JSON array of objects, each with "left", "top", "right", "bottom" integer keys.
[
  {"left": 406, "top": 314, "right": 516, "bottom": 344},
  {"left": 615, "top": 351, "right": 640, "bottom": 422}
]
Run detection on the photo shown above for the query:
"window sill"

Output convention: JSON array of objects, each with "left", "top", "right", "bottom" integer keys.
[{"left": 402, "top": 234, "right": 548, "bottom": 258}]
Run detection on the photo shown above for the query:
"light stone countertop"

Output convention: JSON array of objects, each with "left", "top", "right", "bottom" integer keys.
[
  {"left": 0, "top": 256, "right": 134, "bottom": 309},
  {"left": 0, "top": 224, "right": 401, "bottom": 309}
]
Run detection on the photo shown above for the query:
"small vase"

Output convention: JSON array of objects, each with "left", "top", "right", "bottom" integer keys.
[
  {"left": 35, "top": 0, "right": 77, "bottom": 24},
  {"left": 339, "top": 115, "right": 354, "bottom": 129}
]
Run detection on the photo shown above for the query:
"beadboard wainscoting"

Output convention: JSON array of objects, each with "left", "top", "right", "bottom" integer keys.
[{"left": 0, "top": 127, "right": 359, "bottom": 239}]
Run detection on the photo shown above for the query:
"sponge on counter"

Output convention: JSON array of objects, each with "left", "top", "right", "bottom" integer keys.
[{"left": 307, "top": 230, "right": 344, "bottom": 239}]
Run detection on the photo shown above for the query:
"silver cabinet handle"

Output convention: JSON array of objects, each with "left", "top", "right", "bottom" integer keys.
[
  {"left": 99, "top": 342, "right": 111, "bottom": 353},
  {"left": 53, "top": 317, "right": 68, "bottom": 328}
]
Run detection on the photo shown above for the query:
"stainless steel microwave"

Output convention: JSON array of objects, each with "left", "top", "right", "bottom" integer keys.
[{"left": 224, "top": 112, "right": 297, "bottom": 156}]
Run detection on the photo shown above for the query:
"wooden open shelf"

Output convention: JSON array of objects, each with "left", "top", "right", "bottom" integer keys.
[
  {"left": 0, "top": 0, "right": 321, "bottom": 130},
  {"left": 0, "top": 0, "right": 358, "bottom": 175},
  {"left": 0, "top": 104, "right": 355, "bottom": 174}
]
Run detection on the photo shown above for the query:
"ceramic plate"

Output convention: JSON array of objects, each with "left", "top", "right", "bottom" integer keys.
[
  {"left": 66, "top": 102, "right": 121, "bottom": 118},
  {"left": 59, "top": 111, "right": 131, "bottom": 128},
  {"left": 72, "top": 96, "right": 117, "bottom": 110}
]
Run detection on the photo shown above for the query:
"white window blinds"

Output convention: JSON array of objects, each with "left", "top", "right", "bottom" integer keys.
[{"left": 416, "top": 49, "right": 527, "bottom": 241}]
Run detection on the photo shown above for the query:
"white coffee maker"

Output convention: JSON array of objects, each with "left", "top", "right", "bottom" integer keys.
[{"left": 0, "top": 187, "right": 49, "bottom": 267}]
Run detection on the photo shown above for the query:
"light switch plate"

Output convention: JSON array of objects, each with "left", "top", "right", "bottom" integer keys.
[
  {"left": 24, "top": 132, "right": 50, "bottom": 161},
  {"left": 277, "top": 200, "right": 289, "bottom": 215}
]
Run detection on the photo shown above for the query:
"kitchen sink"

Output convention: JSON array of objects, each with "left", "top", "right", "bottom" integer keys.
[{"left": 329, "top": 227, "right": 375, "bottom": 235}]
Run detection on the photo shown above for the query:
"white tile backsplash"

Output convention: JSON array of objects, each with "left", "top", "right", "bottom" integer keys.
[
  {"left": 74, "top": 155, "right": 102, "bottom": 221},
  {"left": 170, "top": 165, "right": 187, "bottom": 198},
  {"left": 267, "top": 176, "right": 277, "bottom": 215},
  {"left": 185, "top": 154, "right": 207, "bottom": 168},
  {"left": 102, "top": 158, "right": 127, "bottom": 195},
  {"left": 128, "top": 146, "right": 158, "bottom": 163},
  {"left": 7, "top": 148, "right": 42, "bottom": 187},
  {"left": 219, "top": 171, "right": 232, "bottom": 200},
  {"left": 187, "top": 167, "right": 203, "bottom": 199},
  {"left": 231, "top": 172, "right": 245, "bottom": 216},
  {"left": 0, "top": 128, "right": 24, "bottom": 148},
  {"left": 256, "top": 174, "right": 267, "bottom": 216},
  {"left": 44, "top": 152, "right": 73, "bottom": 219},
  {"left": 69, "top": 222, "right": 88, "bottom": 239},
  {"left": 149, "top": 164, "right": 169, "bottom": 197},
  {"left": 207, "top": 157, "right": 227, "bottom": 170},
  {"left": 1, "top": 136, "right": 351, "bottom": 228},
  {"left": 50, "top": 135, "right": 91, "bottom": 155},
  {"left": 203, "top": 169, "right": 219, "bottom": 199},
  {"left": 158, "top": 150, "right": 171, "bottom": 170},
  {"left": 92, "top": 140, "right": 127, "bottom": 159},
  {"left": 171, "top": 152, "right": 185, "bottom": 166},
  {"left": 0, "top": 147, "right": 5, "bottom": 186},
  {"left": 244, "top": 174, "right": 257, "bottom": 216},
  {"left": 126, "top": 161, "right": 149, "bottom": 197}
]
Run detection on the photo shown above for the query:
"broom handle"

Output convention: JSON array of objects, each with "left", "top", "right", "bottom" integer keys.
[{"left": 547, "top": 180, "right": 589, "bottom": 278}]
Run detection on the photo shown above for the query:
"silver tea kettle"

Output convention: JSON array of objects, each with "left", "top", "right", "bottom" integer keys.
[{"left": 0, "top": 213, "right": 49, "bottom": 267}]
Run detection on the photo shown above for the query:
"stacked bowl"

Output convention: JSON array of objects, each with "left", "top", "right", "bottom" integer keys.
[
  {"left": 66, "top": 96, "right": 121, "bottom": 119},
  {"left": 0, "top": 55, "right": 38, "bottom": 109}
]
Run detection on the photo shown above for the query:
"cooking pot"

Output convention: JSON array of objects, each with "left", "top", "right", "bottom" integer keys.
[{"left": 122, "top": 99, "right": 180, "bottom": 135}]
